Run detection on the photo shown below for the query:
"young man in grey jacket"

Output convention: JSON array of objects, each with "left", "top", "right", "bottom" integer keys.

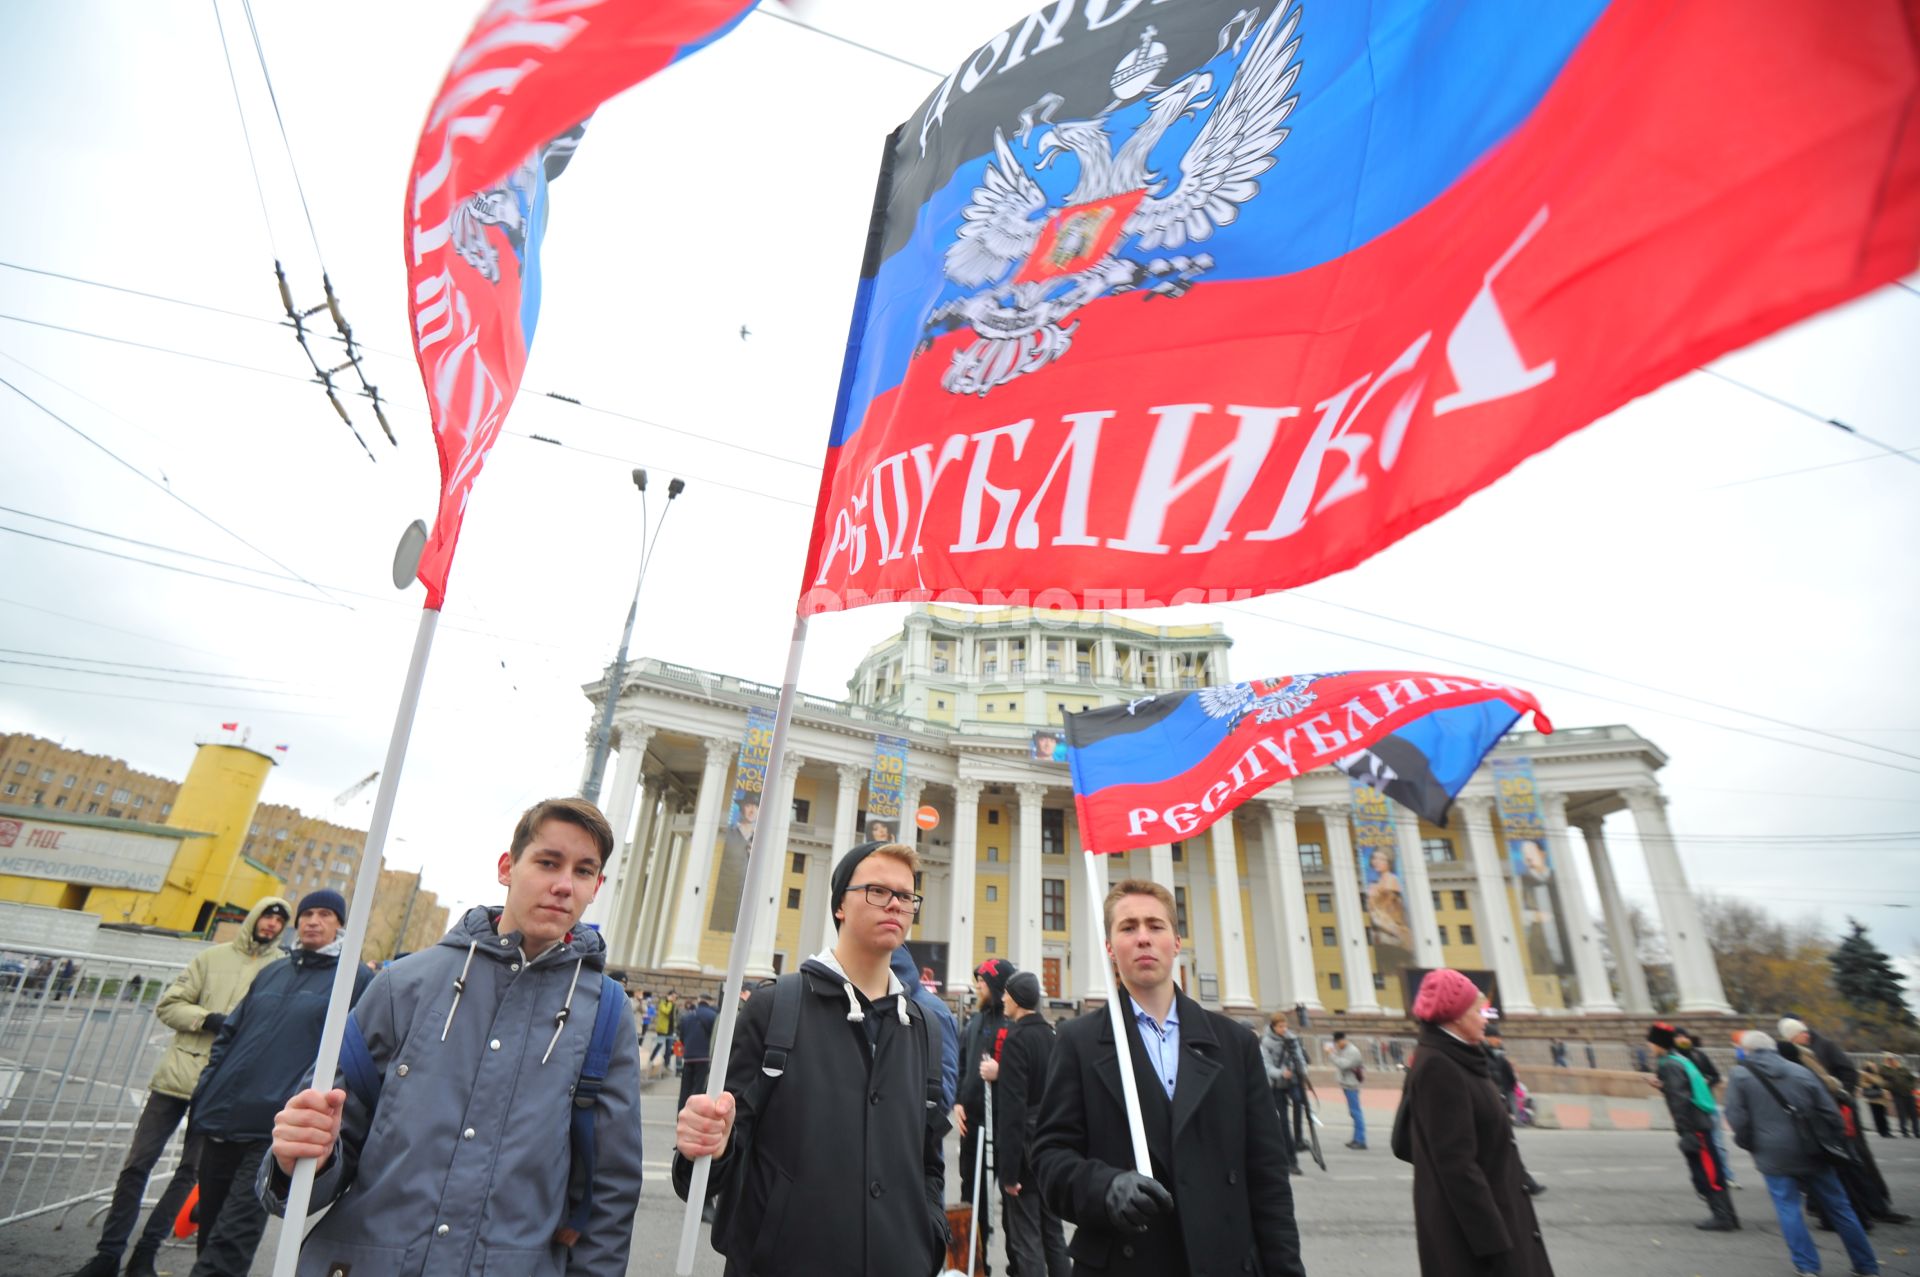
[
  {"left": 1725, "top": 1030, "right": 1879, "bottom": 1277},
  {"left": 263, "top": 798, "right": 643, "bottom": 1277}
]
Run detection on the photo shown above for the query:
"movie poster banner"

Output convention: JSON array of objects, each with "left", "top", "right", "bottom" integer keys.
[
  {"left": 1349, "top": 778, "right": 1413, "bottom": 997},
  {"left": 709, "top": 706, "right": 776, "bottom": 928},
  {"left": 1490, "top": 756, "right": 1576, "bottom": 1005},
  {"left": 867, "top": 733, "right": 909, "bottom": 843}
]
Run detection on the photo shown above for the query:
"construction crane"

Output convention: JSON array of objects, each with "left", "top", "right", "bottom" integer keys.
[{"left": 331, "top": 771, "right": 379, "bottom": 811}]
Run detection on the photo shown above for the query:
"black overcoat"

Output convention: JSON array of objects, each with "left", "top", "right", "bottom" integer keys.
[
  {"left": 1029, "top": 989, "right": 1305, "bottom": 1277},
  {"left": 1391, "top": 1026, "right": 1553, "bottom": 1277}
]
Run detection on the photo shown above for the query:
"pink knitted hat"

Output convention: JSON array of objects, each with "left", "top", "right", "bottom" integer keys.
[{"left": 1412, "top": 969, "right": 1482, "bottom": 1024}]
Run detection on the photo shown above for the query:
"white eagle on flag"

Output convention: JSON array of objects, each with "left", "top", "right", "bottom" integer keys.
[
  {"left": 920, "top": 2, "right": 1304, "bottom": 395},
  {"left": 1197, "top": 672, "right": 1329, "bottom": 731}
]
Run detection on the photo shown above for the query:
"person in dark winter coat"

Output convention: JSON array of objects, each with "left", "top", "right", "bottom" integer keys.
[
  {"left": 1260, "top": 1011, "right": 1308, "bottom": 1174},
  {"left": 1030, "top": 879, "right": 1305, "bottom": 1277},
  {"left": 1649, "top": 1021, "right": 1739, "bottom": 1231},
  {"left": 264, "top": 798, "right": 645, "bottom": 1277},
  {"left": 1674, "top": 1025, "right": 1736, "bottom": 1187},
  {"left": 1724, "top": 1030, "right": 1879, "bottom": 1277},
  {"left": 677, "top": 995, "right": 719, "bottom": 1111},
  {"left": 189, "top": 891, "right": 372, "bottom": 1276},
  {"left": 673, "top": 841, "right": 950, "bottom": 1276},
  {"left": 1881, "top": 1053, "right": 1917, "bottom": 1138},
  {"left": 955, "top": 955, "right": 1013, "bottom": 1266},
  {"left": 1391, "top": 968, "right": 1553, "bottom": 1277},
  {"left": 995, "top": 970, "right": 1069, "bottom": 1277}
]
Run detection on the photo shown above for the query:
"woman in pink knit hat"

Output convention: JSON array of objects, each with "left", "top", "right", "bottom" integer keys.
[{"left": 1390, "top": 969, "right": 1554, "bottom": 1276}]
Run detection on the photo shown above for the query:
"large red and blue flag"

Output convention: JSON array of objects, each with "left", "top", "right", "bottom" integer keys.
[
  {"left": 802, "top": 0, "right": 1919, "bottom": 612},
  {"left": 406, "top": 0, "right": 757, "bottom": 608},
  {"left": 1063, "top": 670, "right": 1551, "bottom": 854}
]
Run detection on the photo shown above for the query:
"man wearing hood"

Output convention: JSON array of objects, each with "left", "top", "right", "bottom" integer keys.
[
  {"left": 264, "top": 797, "right": 644, "bottom": 1277},
  {"left": 68, "top": 895, "right": 288, "bottom": 1277},
  {"left": 673, "top": 840, "right": 951, "bottom": 1276},
  {"left": 188, "top": 890, "right": 373, "bottom": 1276},
  {"left": 1260, "top": 1010, "right": 1308, "bottom": 1174}
]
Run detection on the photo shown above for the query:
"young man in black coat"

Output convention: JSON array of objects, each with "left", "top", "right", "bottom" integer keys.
[
  {"left": 1030, "top": 879, "right": 1305, "bottom": 1277},
  {"left": 673, "top": 842, "right": 949, "bottom": 1276},
  {"left": 991, "top": 970, "right": 1069, "bottom": 1277}
]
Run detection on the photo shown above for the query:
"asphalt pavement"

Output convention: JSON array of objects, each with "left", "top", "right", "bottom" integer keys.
[{"left": 4, "top": 1079, "right": 1916, "bottom": 1276}]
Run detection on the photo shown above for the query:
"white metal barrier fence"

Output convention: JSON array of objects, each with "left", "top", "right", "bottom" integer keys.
[{"left": 0, "top": 946, "right": 191, "bottom": 1231}]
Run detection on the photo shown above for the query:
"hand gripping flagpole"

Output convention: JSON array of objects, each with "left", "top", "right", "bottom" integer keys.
[
  {"left": 677, "top": 611, "right": 809, "bottom": 1275},
  {"left": 1083, "top": 850, "right": 1154, "bottom": 1177},
  {"left": 272, "top": 603, "right": 440, "bottom": 1277}
]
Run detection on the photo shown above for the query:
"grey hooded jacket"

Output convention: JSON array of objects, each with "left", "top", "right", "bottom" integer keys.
[
  {"left": 1725, "top": 1047, "right": 1846, "bottom": 1178},
  {"left": 260, "top": 907, "right": 643, "bottom": 1277}
]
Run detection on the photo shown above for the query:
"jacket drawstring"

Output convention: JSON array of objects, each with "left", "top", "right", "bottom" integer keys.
[
  {"left": 441, "top": 941, "right": 478, "bottom": 1043},
  {"left": 838, "top": 980, "right": 910, "bottom": 1025},
  {"left": 542, "top": 959, "right": 585, "bottom": 1064}
]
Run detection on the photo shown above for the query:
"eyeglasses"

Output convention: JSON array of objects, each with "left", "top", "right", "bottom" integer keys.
[{"left": 849, "top": 883, "right": 924, "bottom": 914}]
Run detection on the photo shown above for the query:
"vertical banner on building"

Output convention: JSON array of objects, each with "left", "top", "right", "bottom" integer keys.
[
  {"left": 709, "top": 706, "right": 776, "bottom": 929},
  {"left": 1490, "top": 757, "right": 1576, "bottom": 1005},
  {"left": 866, "top": 734, "right": 909, "bottom": 843},
  {"left": 1349, "top": 778, "right": 1414, "bottom": 996}
]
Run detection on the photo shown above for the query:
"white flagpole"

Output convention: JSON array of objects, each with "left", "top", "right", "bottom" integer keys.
[
  {"left": 271, "top": 606, "right": 440, "bottom": 1277},
  {"left": 676, "top": 611, "right": 810, "bottom": 1275},
  {"left": 1084, "top": 850, "right": 1154, "bottom": 1176}
]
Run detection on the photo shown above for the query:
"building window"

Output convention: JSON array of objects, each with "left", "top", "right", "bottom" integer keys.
[
  {"left": 10, "top": 762, "right": 25, "bottom": 775},
  {"left": 53, "top": 796, "right": 66, "bottom": 809},
  {"left": 1437, "top": 924, "right": 1450, "bottom": 945},
  {"left": 63, "top": 775, "right": 75, "bottom": 788},
  {"left": 1041, "top": 808, "right": 1065, "bottom": 855},
  {"left": 1422, "top": 837, "right": 1455, "bottom": 863},
  {"left": 986, "top": 884, "right": 998, "bottom": 902},
  {"left": 38, "top": 768, "right": 52, "bottom": 782},
  {"left": 161, "top": 804, "right": 170, "bottom": 818},
  {"left": 2, "top": 782, "right": 16, "bottom": 796},
  {"left": 1459, "top": 924, "right": 1476, "bottom": 945},
  {"left": 933, "top": 658, "right": 950, "bottom": 673},
  {"left": 132, "top": 795, "right": 144, "bottom": 809},
  {"left": 112, "top": 787, "right": 130, "bottom": 802},
  {"left": 1298, "top": 841, "right": 1325, "bottom": 871},
  {"left": 1373, "top": 972, "right": 1387, "bottom": 990},
  {"left": 1328, "top": 972, "right": 1343, "bottom": 990},
  {"left": 86, "top": 801, "right": 99, "bottom": 813},
  {"left": 1431, "top": 890, "right": 1443, "bottom": 912},
  {"left": 1173, "top": 886, "right": 1189, "bottom": 938},
  {"left": 1170, "top": 840, "right": 1184, "bottom": 862},
  {"left": 31, "top": 790, "right": 43, "bottom": 804},
  {"left": 1316, "top": 892, "right": 1332, "bottom": 913},
  {"left": 1451, "top": 890, "right": 1468, "bottom": 910},
  {"left": 987, "top": 845, "right": 1000, "bottom": 863},
  {"left": 1321, "top": 926, "right": 1336, "bottom": 947},
  {"left": 790, "top": 853, "right": 804, "bottom": 874},
  {"left": 334, "top": 860, "right": 351, "bottom": 874},
  {"left": 936, "top": 699, "right": 947, "bottom": 709},
  {"left": 93, "top": 781, "right": 108, "bottom": 795},
  {"left": 1041, "top": 878, "right": 1066, "bottom": 930},
  {"left": 786, "top": 888, "right": 801, "bottom": 909},
  {"left": 987, "top": 809, "right": 1000, "bottom": 825},
  {"left": 107, "top": 808, "right": 123, "bottom": 818},
  {"left": 791, "top": 798, "right": 811, "bottom": 824},
  {"left": 250, "top": 823, "right": 260, "bottom": 836},
  {"left": 985, "top": 935, "right": 997, "bottom": 953},
  {"left": 307, "top": 839, "right": 317, "bottom": 851}
]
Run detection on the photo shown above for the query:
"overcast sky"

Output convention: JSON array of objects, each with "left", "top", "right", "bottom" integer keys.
[{"left": 2, "top": 1, "right": 1916, "bottom": 990}]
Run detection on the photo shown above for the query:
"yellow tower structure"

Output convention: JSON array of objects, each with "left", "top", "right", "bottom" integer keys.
[{"left": 86, "top": 743, "right": 287, "bottom": 932}]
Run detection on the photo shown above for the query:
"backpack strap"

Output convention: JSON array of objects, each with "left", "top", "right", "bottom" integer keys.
[
  {"left": 558, "top": 974, "right": 629, "bottom": 1245},
  {"left": 917, "top": 999, "right": 942, "bottom": 1115},
  {"left": 340, "top": 1011, "right": 382, "bottom": 1111},
  {"left": 761, "top": 972, "right": 804, "bottom": 1079}
]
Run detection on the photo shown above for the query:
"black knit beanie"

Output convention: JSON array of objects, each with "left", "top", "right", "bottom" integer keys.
[{"left": 829, "top": 841, "right": 885, "bottom": 930}]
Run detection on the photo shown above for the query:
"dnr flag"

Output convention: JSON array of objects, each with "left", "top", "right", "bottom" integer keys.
[
  {"left": 1063, "top": 671, "right": 1551, "bottom": 854},
  {"left": 801, "top": 0, "right": 1919, "bottom": 612}
]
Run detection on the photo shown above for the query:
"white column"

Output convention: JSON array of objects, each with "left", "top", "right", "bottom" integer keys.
[
  {"left": 1579, "top": 817, "right": 1652, "bottom": 1014},
  {"left": 1209, "top": 818, "right": 1255, "bottom": 1011},
  {"left": 661, "top": 736, "right": 735, "bottom": 971},
  {"left": 1626, "top": 786, "right": 1731, "bottom": 1014},
  {"left": 812, "top": 764, "right": 862, "bottom": 952},
  {"left": 1075, "top": 850, "right": 1110, "bottom": 1005},
  {"left": 897, "top": 777, "right": 926, "bottom": 941},
  {"left": 1014, "top": 782, "right": 1046, "bottom": 973},
  {"left": 1393, "top": 809, "right": 1445, "bottom": 966},
  {"left": 607, "top": 779, "right": 658, "bottom": 957},
  {"left": 945, "top": 779, "right": 982, "bottom": 997},
  {"left": 1455, "top": 796, "right": 1537, "bottom": 1014},
  {"left": 1147, "top": 843, "right": 1175, "bottom": 888},
  {"left": 636, "top": 812, "right": 678, "bottom": 968},
  {"left": 584, "top": 729, "right": 651, "bottom": 930},
  {"left": 1247, "top": 823, "right": 1284, "bottom": 1011},
  {"left": 747, "top": 753, "right": 804, "bottom": 979},
  {"left": 1540, "top": 792, "right": 1620, "bottom": 1013},
  {"left": 1321, "top": 804, "right": 1381, "bottom": 1013},
  {"left": 1261, "top": 799, "right": 1323, "bottom": 1012}
]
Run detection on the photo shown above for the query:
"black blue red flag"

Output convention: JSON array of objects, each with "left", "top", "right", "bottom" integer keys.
[
  {"left": 1063, "top": 671, "right": 1551, "bottom": 853},
  {"left": 801, "top": 0, "right": 1919, "bottom": 613}
]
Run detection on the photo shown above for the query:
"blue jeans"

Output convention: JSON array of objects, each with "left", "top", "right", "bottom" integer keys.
[
  {"left": 1709, "top": 1119, "right": 1737, "bottom": 1184},
  {"left": 1764, "top": 1169, "right": 1878, "bottom": 1275},
  {"left": 1344, "top": 1086, "right": 1366, "bottom": 1146}
]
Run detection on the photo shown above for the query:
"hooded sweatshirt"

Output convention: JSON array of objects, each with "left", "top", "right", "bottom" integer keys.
[
  {"left": 192, "top": 938, "right": 372, "bottom": 1141},
  {"left": 149, "top": 896, "right": 289, "bottom": 1099},
  {"left": 261, "top": 907, "right": 643, "bottom": 1277}
]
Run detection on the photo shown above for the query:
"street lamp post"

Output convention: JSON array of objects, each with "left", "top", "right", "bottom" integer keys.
[{"left": 582, "top": 469, "right": 685, "bottom": 807}]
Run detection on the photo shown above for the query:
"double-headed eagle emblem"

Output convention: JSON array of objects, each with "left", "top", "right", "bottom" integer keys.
[
  {"left": 920, "top": 3, "right": 1304, "bottom": 395},
  {"left": 1198, "top": 673, "right": 1327, "bottom": 732}
]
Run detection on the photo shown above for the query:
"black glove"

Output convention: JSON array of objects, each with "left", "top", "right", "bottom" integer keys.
[
  {"left": 1103, "top": 1170, "right": 1174, "bottom": 1232},
  {"left": 201, "top": 1013, "right": 226, "bottom": 1035}
]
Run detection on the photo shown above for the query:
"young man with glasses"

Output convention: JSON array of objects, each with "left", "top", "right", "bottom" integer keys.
[{"left": 674, "top": 840, "right": 950, "bottom": 1276}]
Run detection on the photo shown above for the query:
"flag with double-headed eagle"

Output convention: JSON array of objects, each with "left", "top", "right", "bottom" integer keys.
[
  {"left": 800, "top": 0, "right": 1919, "bottom": 613},
  {"left": 1063, "top": 670, "right": 1551, "bottom": 854}
]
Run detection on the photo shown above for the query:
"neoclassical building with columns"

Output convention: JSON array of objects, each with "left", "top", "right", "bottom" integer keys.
[{"left": 583, "top": 605, "right": 1731, "bottom": 1017}]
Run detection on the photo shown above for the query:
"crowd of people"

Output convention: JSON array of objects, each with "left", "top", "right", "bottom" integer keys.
[{"left": 55, "top": 800, "right": 1915, "bottom": 1277}]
